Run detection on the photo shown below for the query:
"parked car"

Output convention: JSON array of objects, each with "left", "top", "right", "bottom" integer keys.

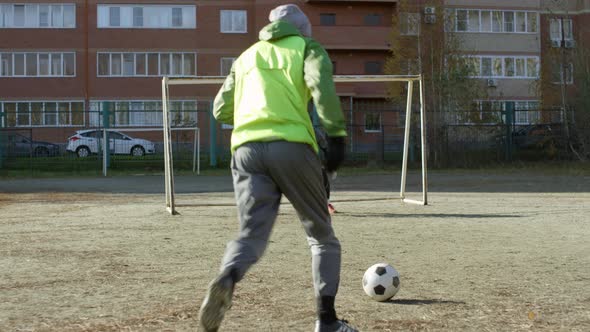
[
  {"left": 0, "top": 132, "right": 60, "bottom": 157},
  {"left": 66, "top": 129, "right": 155, "bottom": 157},
  {"left": 495, "top": 124, "right": 564, "bottom": 149},
  {"left": 511, "top": 124, "right": 564, "bottom": 149}
]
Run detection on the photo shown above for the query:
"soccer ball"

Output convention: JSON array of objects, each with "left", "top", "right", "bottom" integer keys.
[{"left": 362, "top": 263, "right": 400, "bottom": 302}]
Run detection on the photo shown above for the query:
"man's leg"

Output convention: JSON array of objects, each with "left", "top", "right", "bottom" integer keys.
[
  {"left": 199, "top": 143, "right": 282, "bottom": 332},
  {"left": 264, "top": 142, "right": 343, "bottom": 322}
]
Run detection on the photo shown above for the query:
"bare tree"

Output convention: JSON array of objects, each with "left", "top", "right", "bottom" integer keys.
[
  {"left": 386, "top": 0, "right": 487, "bottom": 166},
  {"left": 540, "top": 0, "right": 588, "bottom": 160}
]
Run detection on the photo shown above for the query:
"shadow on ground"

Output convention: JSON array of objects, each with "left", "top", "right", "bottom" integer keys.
[
  {"left": 388, "top": 298, "right": 466, "bottom": 305},
  {"left": 1, "top": 172, "right": 589, "bottom": 194}
]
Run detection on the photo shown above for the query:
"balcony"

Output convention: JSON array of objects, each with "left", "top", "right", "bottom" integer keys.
[{"left": 313, "top": 25, "right": 391, "bottom": 50}]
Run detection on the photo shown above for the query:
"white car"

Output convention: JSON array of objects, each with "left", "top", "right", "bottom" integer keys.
[{"left": 67, "top": 129, "right": 155, "bottom": 157}]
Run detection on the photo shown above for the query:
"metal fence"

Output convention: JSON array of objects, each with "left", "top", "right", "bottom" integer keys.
[{"left": 0, "top": 103, "right": 579, "bottom": 175}]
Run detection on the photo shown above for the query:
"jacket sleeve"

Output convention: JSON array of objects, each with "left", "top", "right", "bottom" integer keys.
[
  {"left": 213, "top": 65, "right": 236, "bottom": 125},
  {"left": 303, "top": 39, "right": 347, "bottom": 138}
]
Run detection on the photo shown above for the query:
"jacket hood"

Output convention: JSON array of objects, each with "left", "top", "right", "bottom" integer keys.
[{"left": 259, "top": 21, "right": 305, "bottom": 41}]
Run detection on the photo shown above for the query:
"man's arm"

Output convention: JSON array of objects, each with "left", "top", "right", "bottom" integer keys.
[
  {"left": 213, "top": 66, "right": 236, "bottom": 125},
  {"left": 304, "top": 39, "right": 347, "bottom": 172},
  {"left": 303, "top": 39, "right": 347, "bottom": 138}
]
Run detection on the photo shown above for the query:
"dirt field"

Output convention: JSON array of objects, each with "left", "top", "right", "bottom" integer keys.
[{"left": 1, "top": 170, "right": 589, "bottom": 331}]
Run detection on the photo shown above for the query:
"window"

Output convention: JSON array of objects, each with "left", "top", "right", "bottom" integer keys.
[
  {"left": 98, "top": 53, "right": 109, "bottom": 75},
  {"left": 111, "top": 54, "right": 122, "bottom": 75},
  {"left": 132, "top": 7, "right": 143, "bottom": 27},
  {"left": 25, "top": 4, "right": 36, "bottom": 27},
  {"left": 63, "top": 53, "right": 75, "bottom": 75},
  {"left": 364, "top": 61, "right": 382, "bottom": 74},
  {"left": 89, "top": 100, "right": 197, "bottom": 127},
  {"left": 480, "top": 11, "right": 491, "bottom": 32},
  {"left": 13, "top": 4, "right": 24, "bottom": 27},
  {"left": 51, "top": 4, "right": 63, "bottom": 27},
  {"left": 526, "top": 58, "right": 538, "bottom": 78},
  {"left": 527, "top": 12, "right": 537, "bottom": 32},
  {"left": 481, "top": 58, "right": 492, "bottom": 77},
  {"left": 364, "top": 113, "right": 381, "bottom": 132},
  {"left": 552, "top": 62, "right": 574, "bottom": 84},
  {"left": 123, "top": 53, "right": 134, "bottom": 75},
  {"left": 364, "top": 13, "right": 381, "bottom": 26},
  {"left": 109, "top": 7, "right": 120, "bottom": 27},
  {"left": 514, "top": 101, "right": 540, "bottom": 124},
  {"left": 492, "top": 57, "right": 502, "bottom": 77},
  {"left": 0, "top": 52, "right": 74, "bottom": 77},
  {"left": 0, "top": 4, "right": 11, "bottom": 27},
  {"left": 400, "top": 13, "right": 420, "bottom": 35},
  {"left": 98, "top": 5, "right": 195, "bottom": 28},
  {"left": 220, "top": 10, "right": 247, "bottom": 33},
  {"left": 472, "top": 101, "right": 503, "bottom": 124},
  {"left": 147, "top": 53, "right": 158, "bottom": 75},
  {"left": 562, "top": 19, "right": 573, "bottom": 40},
  {"left": 468, "top": 57, "right": 480, "bottom": 76},
  {"left": 470, "top": 56, "right": 539, "bottom": 78},
  {"left": 171, "top": 53, "right": 182, "bottom": 75},
  {"left": 515, "top": 58, "right": 525, "bottom": 77},
  {"left": 63, "top": 4, "right": 75, "bottom": 27},
  {"left": 39, "top": 5, "right": 49, "bottom": 27},
  {"left": 320, "top": 13, "right": 336, "bottom": 26},
  {"left": 503, "top": 12, "right": 514, "bottom": 32},
  {"left": 550, "top": 18, "right": 561, "bottom": 41},
  {"left": 2, "top": 101, "right": 85, "bottom": 127},
  {"left": 456, "top": 10, "right": 467, "bottom": 32},
  {"left": 135, "top": 53, "right": 146, "bottom": 75},
  {"left": 468, "top": 10, "right": 479, "bottom": 32},
  {"left": 220, "top": 57, "right": 236, "bottom": 76},
  {"left": 1, "top": 53, "right": 12, "bottom": 76},
  {"left": 97, "top": 52, "right": 197, "bottom": 77},
  {"left": 172, "top": 7, "right": 182, "bottom": 27},
  {"left": 26, "top": 53, "right": 37, "bottom": 76},
  {"left": 453, "top": 9, "right": 537, "bottom": 33},
  {"left": 491, "top": 11, "right": 502, "bottom": 32},
  {"left": 504, "top": 58, "right": 515, "bottom": 77},
  {"left": 549, "top": 18, "right": 574, "bottom": 42},
  {"left": 13, "top": 53, "right": 24, "bottom": 76},
  {"left": 51, "top": 53, "right": 62, "bottom": 75},
  {"left": 183, "top": 53, "right": 195, "bottom": 76},
  {"left": 39, "top": 53, "right": 50, "bottom": 76},
  {"left": 515, "top": 12, "right": 526, "bottom": 32},
  {"left": 160, "top": 53, "right": 170, "bottom": 75}
]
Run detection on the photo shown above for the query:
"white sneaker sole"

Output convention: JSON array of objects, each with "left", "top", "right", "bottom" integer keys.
[{"left": 198, "top": 278, "right": 233, "bottom": 332}]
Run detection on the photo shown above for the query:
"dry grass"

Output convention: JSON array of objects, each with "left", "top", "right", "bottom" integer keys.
[{"left": 1, "top": 172, "right": 589, "bottom": 331}]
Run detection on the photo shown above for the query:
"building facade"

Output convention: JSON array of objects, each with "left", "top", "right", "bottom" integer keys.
[
  {"left": 1, "top": 0, "right": 585, "bottom": 162},
  {"left": 0, "top": 0, "right": 396, "bottom": 153}
]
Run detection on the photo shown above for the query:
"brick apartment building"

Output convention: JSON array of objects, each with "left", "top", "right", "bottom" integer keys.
[
  {"left": 539, "top": 0, "right": 590, "bottom": 112},
  {"left": 0, "top": 0, "right": 586, "bottom": 159},
  {"left": 0, "top": 0, "right": 396, "bottom": 153}
]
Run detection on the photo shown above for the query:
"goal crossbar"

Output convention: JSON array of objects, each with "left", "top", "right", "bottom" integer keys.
[{"left": 162, "top": 75, "right": 428, "bottom": 215}]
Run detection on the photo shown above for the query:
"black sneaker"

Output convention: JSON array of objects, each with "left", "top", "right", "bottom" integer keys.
[
  {"left": 315, "top": 319, "right": 359, "bottom": 332},
  {"left": 198, "top": 274, "right": 235, "bottom": 332}
]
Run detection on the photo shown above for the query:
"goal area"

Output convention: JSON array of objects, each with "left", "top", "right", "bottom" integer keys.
[{"left": 162, "top": 75, "right": 428, "bottom": 215}]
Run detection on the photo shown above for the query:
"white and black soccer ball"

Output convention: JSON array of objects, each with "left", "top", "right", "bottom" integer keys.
[{"left": 362, "top": 263, "right": 400, "bottom": 302}]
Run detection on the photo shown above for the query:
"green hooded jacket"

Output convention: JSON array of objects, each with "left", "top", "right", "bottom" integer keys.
[{"left": 213, "top": 20, "right": 347, "bottom": 153}]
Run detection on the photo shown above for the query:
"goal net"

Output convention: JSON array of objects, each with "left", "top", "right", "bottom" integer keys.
[{"left": 162, "top": 75, "right": 428, "bottom": 215}]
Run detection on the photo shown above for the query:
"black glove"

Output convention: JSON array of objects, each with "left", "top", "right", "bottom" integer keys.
[{"left": 325, "top": 136, "right": 346, "bottom": 173}]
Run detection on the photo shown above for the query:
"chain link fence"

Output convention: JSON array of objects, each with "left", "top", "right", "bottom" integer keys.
[{"left": 0, "top": 100, "right": 581, "bottom": 175}]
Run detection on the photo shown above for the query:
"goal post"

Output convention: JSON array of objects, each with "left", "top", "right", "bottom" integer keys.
[{"left": 162, "top": 75, "right": 428, "bottom": 215}]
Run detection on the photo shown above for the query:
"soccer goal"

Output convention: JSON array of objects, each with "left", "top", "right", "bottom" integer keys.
[{"left": 162, "top": 75, "right": 428, "bottom": 215}]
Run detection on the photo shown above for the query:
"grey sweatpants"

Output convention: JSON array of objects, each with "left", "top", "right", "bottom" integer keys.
[{"left": 219, "top": 141, "right": 341, "bottom": 297}]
